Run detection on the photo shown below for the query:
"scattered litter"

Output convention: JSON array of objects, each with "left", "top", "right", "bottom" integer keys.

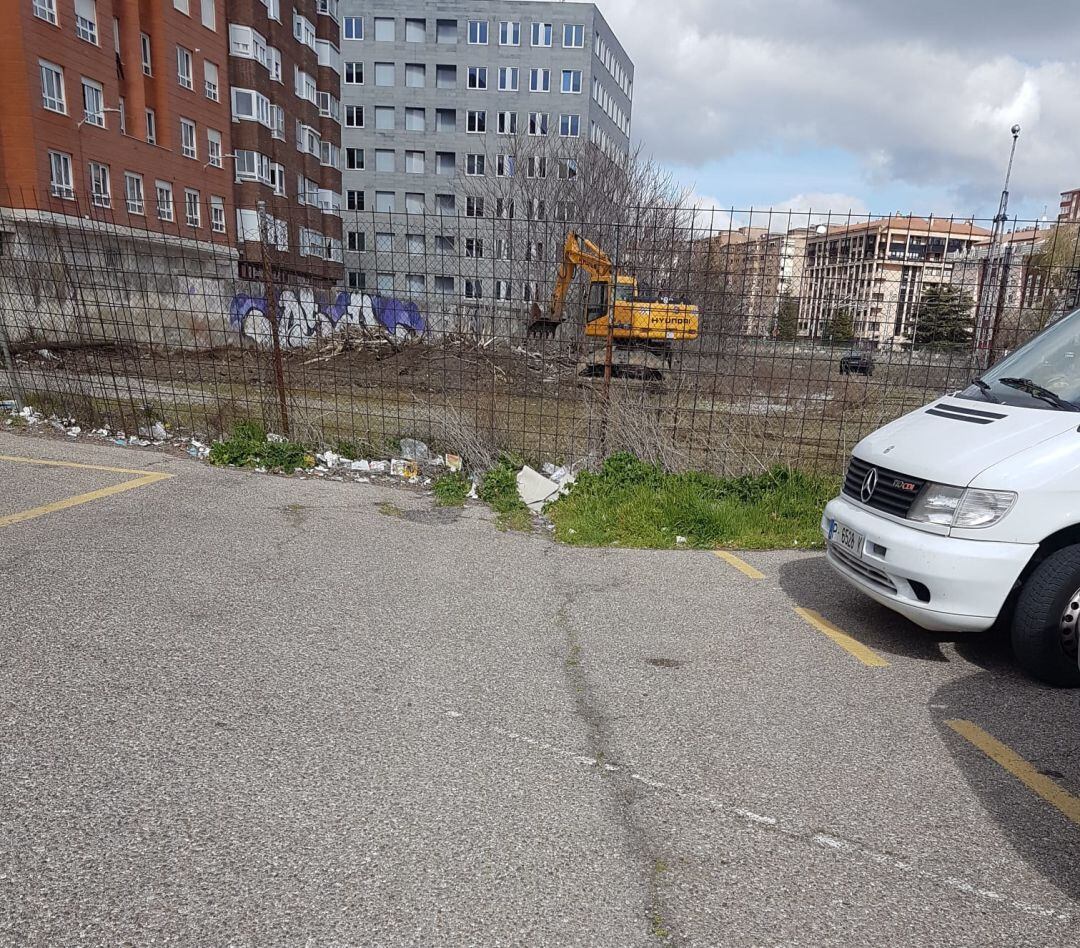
[
  {"left": 675, "top": 535, "right": 688, "bottom": 546},
  {"left": 149, "top": 422, "right": 167, "bottom": 441},
  {"left": 266, "top": 432, "right": 286, "bottom": 443},
  {"left": 399, "top": 438, "right": 432, "bottom": 461},
  {"left": 445, "top": 454, "right": 463, "bottom": 473},
  {"left": 317, "top": 450, "right": 344, "bottom": 468},
  {"left": 369, "top": 460, "right": 388, "bottom": 474},
  {"left": 390, "top": 458, "right": 419, "bottom": 479},
  {"left": 128, "top": 437, "right": 151, "bottom": 447},
  {"left": 0, "top": 400, "right": 17, "bottom": 412},
  {"left": 113, "top": 437, "right": 127, "bottom": 446},
  {"left": 35, "top": 349, "right": 59, "bottom": 361},
  {"left": 66, "top": 426, "right": 81, "bottom": 437},
  {"left": 516, "top": 465, "right": 562, "bottom": 513},
  {"left": 350, "top": 459, "right": 370, "bottom": 472}
]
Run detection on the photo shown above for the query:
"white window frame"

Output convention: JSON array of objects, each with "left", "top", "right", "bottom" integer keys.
[
  {"left": 497, "top": 111, "right": 518, "bottom": 135},
  {"left": 499, "top": 20, "right": 519, "bottom": 46},
  {"left": 88, "top": 161, "right": 110, "bottom": 207},
  {"left": 467, "top": 66, "right": 487, "bottom": 90},
  {"left": 75, "top": 0, "right": 98, "bottom": 44},
  {"left": 184, "top": 188, "right": 201, "bottom": 228},
  {"left": 207, "top": 128, "right": 222, "bottom": 167},
  {"left": 33, "top": 0, "right": 57, "bottom": 26},
  {"left": 345, "top": 105, "right": 364, "bottom": 128},
  {"left": 467, "top": 19, "right": 488, "bottom": 44},
  {"left": 561, "top": 70, "right": 582, "bottom": 94},
  {"left": 201, "top": 0, "right": 216, "bottom": 30},
  {"left": 498, "top": 67, "right": 518, "bottom": 92},
  {"left": 531, "top": 21, "right": 552, "bottom": 47},
  {"left": 124, "top": 172, "right": 145, "bottom": 214},
  {"left": 180, "top": 118, "right": 197, "bottom": 159},
  {"left": 560, "top": 113, "right": 580, "bottom": 137},
  {"left": 203, "top": 60, "right": 219, "bottom": 101},
  {"left": 155, "top": 181, "right": 174, "bottom": 220},
  {"left": 528, "top": 112, "right": 549, "bottom": 136},
  {"left": 466, "top": 109, "right": 486, "bottom": 133},
  {"left": 210, "top": 195, "right": 226, "bottom": 233},
  {"left": 346, "top": 147, "right": 365, "bottom": 171},
  {"left": 465, "top": 153, "right": 485, "bottom": 176},
  {"left": 344, "top": 61, "right": 363, "bottom": 84},
  {"left": 48, "top": 151, "right": 74, "bottom": 199},
  {"left": 140, "top": 33, "right": 152, "bottom": 74},
  {"left": 81, "top": 77, "right": 105, "bottom": 126},
  {"left": 39, "top": 61, "right": 66, "bottom": 113},
  {"left": 343, "top": 16, "right": 362, "bottom": 40},
  {"left": 177, "top": 46, "right": 193, "bottom": 89},
  {"left": 529, "top": 68, "right": 550, "bottom": 93},
  {"left": 145, "top": 108, "right": 157, "bottom": 144},
  {"left": 563, "top": 23, "right": 585, "bottom": 48}
]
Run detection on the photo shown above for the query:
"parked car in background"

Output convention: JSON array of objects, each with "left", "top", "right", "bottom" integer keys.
[
  {"left": 839, "top": 351, "right": 874, "bottom": 376},
  {"left": 822, "top": 306, "right": 1080, "bottom": 686}
]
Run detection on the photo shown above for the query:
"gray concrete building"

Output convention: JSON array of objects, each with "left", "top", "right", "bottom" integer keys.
[{"left": 336, "top": 0, "right": 633, "bottom": 315}]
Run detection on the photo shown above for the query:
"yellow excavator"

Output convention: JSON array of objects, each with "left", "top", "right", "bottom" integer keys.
[{"left": 527, "top": 231, "right": 699, "bottom": 380}]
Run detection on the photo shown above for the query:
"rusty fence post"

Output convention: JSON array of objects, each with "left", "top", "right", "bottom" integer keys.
[{"left": 257, "top": 201, "right": 290, "bottom": 438}]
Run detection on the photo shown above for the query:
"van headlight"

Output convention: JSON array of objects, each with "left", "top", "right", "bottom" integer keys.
[{"left": 909, "top": 486, "right": 1016, "bottom": 528}]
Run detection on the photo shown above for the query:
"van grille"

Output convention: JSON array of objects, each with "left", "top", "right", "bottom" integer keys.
[
  {"left": 828, "top": 545, "right": 898, "bottom": 594},
  {"left": 842, "top": 455, "right": 925, "bottom": 518}
]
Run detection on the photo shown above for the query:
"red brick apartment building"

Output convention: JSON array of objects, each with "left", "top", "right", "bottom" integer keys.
[{"left": 0, "top": 0, "right": 342, "bottom": 286}]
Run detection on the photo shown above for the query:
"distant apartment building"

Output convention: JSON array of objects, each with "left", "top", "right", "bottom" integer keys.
[
  {"left": 1058, "top": 187, "right": 1080, "bottom": 224},
  {"left": 800, "top": 217, "right": 992, "bottom": 348},
  {"left": 0, "top": 0, "right": 341, "bottom": 292},
  {"left": 691, "top": 226, "right": 811, "bottom": 336},
  {"left": 228, "top": 0, "right": 343, "bottom": 285},
  {"left": 336, "top": 0, "right": 634, "bottom": 302}
]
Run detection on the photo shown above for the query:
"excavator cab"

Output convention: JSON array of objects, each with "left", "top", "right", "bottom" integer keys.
[{"left": 586, "top": 277, "right": 637, "bottom": 322}]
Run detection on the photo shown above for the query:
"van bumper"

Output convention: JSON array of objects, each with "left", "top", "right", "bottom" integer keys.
[{"left": 821, "top": 495, "right": 1037, "bottom": 633}]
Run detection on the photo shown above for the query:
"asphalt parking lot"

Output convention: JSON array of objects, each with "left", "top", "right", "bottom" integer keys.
[{"left": 1, "top": 430, "right": 1078, "bottom": 947}]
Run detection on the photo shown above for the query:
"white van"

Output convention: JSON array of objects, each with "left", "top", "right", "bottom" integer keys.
[{"left": 822, "top": 308, "right": 1080, "bottom": 687}]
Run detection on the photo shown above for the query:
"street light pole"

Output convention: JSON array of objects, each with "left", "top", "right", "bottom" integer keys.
[{"left": 975, "top": 124, "right": 1021, "bottom": 364}]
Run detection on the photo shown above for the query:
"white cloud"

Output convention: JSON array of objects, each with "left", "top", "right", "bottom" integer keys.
[{"left": 596, "top": 0, "right": 1080, "bottom": 210}]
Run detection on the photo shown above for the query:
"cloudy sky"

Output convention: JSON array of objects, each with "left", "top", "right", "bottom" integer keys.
[{"left": 593, "top": 0, "right": 1080, "bottom": 223}]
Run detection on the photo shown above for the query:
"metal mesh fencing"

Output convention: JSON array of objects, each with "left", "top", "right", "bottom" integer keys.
[{"left": 2, "top": 189, "right": 1077, "bottom": 475}]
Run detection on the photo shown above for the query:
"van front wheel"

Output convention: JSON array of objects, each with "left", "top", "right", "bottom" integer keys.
[{"left": 1012, "top": 546, "right": 1080, "bottom": 687}]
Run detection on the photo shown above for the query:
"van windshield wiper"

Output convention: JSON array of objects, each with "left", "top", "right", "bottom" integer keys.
[
  {"left": 970, "top": 377, "right": 1001, "bottom": 403},
  {"left": 998, "top": 377, "right": 1080, "bottom": 412}
]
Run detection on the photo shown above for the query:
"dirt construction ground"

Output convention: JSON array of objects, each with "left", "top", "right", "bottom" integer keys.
[{"left": 1, "top": 430, "right": 1078, "bottom": 946}]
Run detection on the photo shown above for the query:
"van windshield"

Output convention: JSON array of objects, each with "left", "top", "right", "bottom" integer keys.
[{"left": 962, "top": 307, "right": 1080, "bottom": 411}]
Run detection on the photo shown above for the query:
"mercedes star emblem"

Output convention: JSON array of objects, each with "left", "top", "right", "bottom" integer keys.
[{"left": 860, "top": 468, "right": 878, "bottom": 504}]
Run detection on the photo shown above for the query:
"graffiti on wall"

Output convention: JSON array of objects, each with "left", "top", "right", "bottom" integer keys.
[{"left": 229, "top": 288, "right": 425, "bottom": 347}]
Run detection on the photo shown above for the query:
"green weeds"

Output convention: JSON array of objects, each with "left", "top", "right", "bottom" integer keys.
[{"left": 208, "top": 421, "right": 311, "bottom": 473}]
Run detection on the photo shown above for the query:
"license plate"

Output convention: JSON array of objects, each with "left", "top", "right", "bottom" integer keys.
[{"left": 828, "top": 519, "right": 865, "bottom": 559}]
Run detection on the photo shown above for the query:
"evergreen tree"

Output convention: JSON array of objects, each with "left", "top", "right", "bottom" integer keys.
[
  {"left": 775, "top": 294, "right": 799, "bottom": 342},
  {"left": 823, "top": 307, "right": 854, "bottom": 345},
  {"left": 912, "top": 284, "right": 975, "bottom": 350}
]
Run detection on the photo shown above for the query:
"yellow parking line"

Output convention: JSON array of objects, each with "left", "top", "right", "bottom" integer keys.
[
  {"left": 713, "top": 550, "right": 766, "bottom": 580},
  {"left": 0, "top": 454, "right": 172, "bottom": 528},
  {"left": 946, "top": 719, "right": 1080, "bottom": 826},
  {"left": 793, "top": 607, "right": 890, "bottom": 667}
]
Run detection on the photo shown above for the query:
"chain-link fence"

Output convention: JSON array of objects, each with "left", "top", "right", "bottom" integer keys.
[{"left": 2, "top": 190, "right": 1077, "bottom": 474}]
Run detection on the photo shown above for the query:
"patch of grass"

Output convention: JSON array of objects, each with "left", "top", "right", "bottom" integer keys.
[
  {"left": 478, "top": 454, "right": 532, "bottom": 531},
  {"left": 208, "top": 421, "right": 311, "bottom": 473},
  {"left": 546, "top": 452, "right": 838, "bottom": 551},
  {"left": 432, "top": 471, "right": 470, "bottom": 507},
  {"left": 377, "top": 501, "right": 406, "bottom": 518}
]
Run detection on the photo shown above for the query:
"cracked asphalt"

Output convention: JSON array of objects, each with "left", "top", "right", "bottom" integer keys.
[{"left": 1, "top": 430, "right": 1079, "bottom": 947}]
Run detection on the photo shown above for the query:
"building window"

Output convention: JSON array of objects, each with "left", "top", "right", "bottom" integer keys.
[
  {"left": 374, "top": 62, "right": 394, "bottom": 86},
  {"left": 557, "top": 157, "right": 578, "bottom": 180},
  {"left": 531, "top": 22, "right": 552, "bottom": 47},
  {"left": 465, "top": 154, "right": 485, "bottom": 176},
  {"left": 118, "top": 96, "right": 126, "bottom": 133},
  {"left": 559, "top": 113, "right": 580, "bottom": 137},
  {"left": 435, "top": 194, "right": 455, "bottom": 214},
  {"left": 343, "top": 16, "right": 362, "bottom": 40},
  {"left": 39, "top": 61, "right": 66, "bottom": 113},
  {"left": 80, "top": 78, "right": 104, "bottom": 126},
  {"left": 498, "top": 111, "right": 518, "bottom": 135},
  {"left": 466, "top": 196, "right": 485, "bottom": 218},
  {"left": 207, "top": 128, "right": 222, "bottom": 167},
  {"left": 496, "top": 198, "right": 514, "bottom": 219},
  {"left": 374, "top": 149, "right": 394, "bottom": 172},
  {"left": 123, "top": 172, "right": 144, "bottom": 214},
  {"left": 405, "top": 107, "right": 425, "bottom": 132},
  {"left": 436, "top": 151, "right": 455, "bottom": 175},
  {"left": 466, "top": 110, "right": 486, "bottom": 133},
  {"left": 347, "top": 231, "right": 365, "bottom": 252},
  {"left": 319, "top": 142, "right": 339, "bottom": 168},
  {"left": 435, "top": 108, "right": 456, "bottom": 131},
  {"left": 436, "top": 236, "right": 455, "bottom": 254},
  {"left": 373, "top": 16, "right": 393, "bottom": 41},
  {"left": 201, "top": 0, "right": 216, "bottom": 29},
  {"left": 375, "top": 191, "right": 395, "bottom": 213},
  {"left": 48, "top": 151, "right": 74, "bottom": 199},
  {"left": 180, "top": 118, "right": 197, "bottom": 158},
  {"left": 155, "top": 181, "right": 173, "bottom": 220},
  {"left": 33, "top": 0, "right": 57, "bottom": 25},
  {"left": 316, "top": 91, "right": 340, "bottom": 120},
  {"left": 496, "top": 154, "right": 515, "bottom": 177},
  {"left": 184, "top": 188, "right": 201, "bottom": 227},
  {"left": 348, "top": 271, "right": 366, "bottom": 290},
  {"left": 204, "top": 61, "right": 219, "bottom": 100},
  {"left": 495, "top": 280, "right": 511, "bottom": 301},
  {"left": 563, "top": 24, "right": 584, "bottom": 47},
  {"left": 75, "top": 0, "right": 98, "bottom": 44},
  {"left": 404, "top": 234, "right": 424, "bottom": 255},
  {"left": 529, "top": 68, "right": 550, "bottom": 92},
  {"left": 528, "top": 112, "right": 549, "bottom": 135},
  {"left": 270, "top": 104, "right": 284, "bottom": 138},
  {"left": 498, "top": 67, "right": 518, "bottom": 91},
  {"left": 145, "top": 108, "right": 157, "bottom": 144},
  {"left": 464, "top": 279, "right": 483, "bottom": 300},
  {"left": 140, "top": 33, "right": 152, "bottom": 74},
  {"left": 346, "top": 190, "right": 364, "bottom": 211},
  {"left": 346, "top": 147, "right": 365, "bottom": 170},
  {"left": 404, "top": 192, "right": 424, "bottom": 213},
  {"left": 345, "top": 61, "right": 363, "bottom": 84},
  {"left": 561, "top": 70, "right": 582, "bottom": 93},
  {"left": 88, "top": 161, "right": 110, "bottom": 207},
  {"left": 174, "top": 0, "right": 189, "bottom": 13},
  {"left": 405, "top": 63, "right": 425, "bottom": 88},
  {"left": 369, "top": 106, "right": 392, "bottom": 130},
  {"left": 467, "top": 66, "right": 487, "bottom": 90},
  {"left": 436, "top": 19, "right": 456, "bottom": 43},
  {"left": 293, "top": 13, "right": 316, "bottom": 49},
  {"left": 209, "top": 195, "right": 226, "bottom": 232},
  {"left": 467, "top": 19, "right": 488, "bottom": 44},
  {"left": 294, "top": 68, "right": 316, "bottom": 102},
  {"left": 405, "top": 150, "right": 424, "bottom": 173},
  {"left": 527, "top": 156, "right": 547, "bottom": 179},
  {"left": 345, "top": 105, "right": 364, "bottom": 128},
  {"left": 177, "top": 46, "right": 193, "bottom": 89},
  {"left": 405, "top": 18, "right": 425, "bottom": 42},
  {"left": 374, "top": 231, "right": 393, "bottom": 251},
  {"left": 499, "top": 20, "right": 519, "bottom": 45}
]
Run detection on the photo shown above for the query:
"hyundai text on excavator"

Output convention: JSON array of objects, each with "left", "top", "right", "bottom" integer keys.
[{"left": 526, "top": 231, "right": 700, "bottom": 381}]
